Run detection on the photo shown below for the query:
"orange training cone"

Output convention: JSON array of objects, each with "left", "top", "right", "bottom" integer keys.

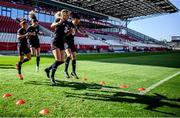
[
  {"left": 99, "top": 81, "right": 105, "bottom": 86},
  {"left": 119, "top": 85, "right": 129, "bottom": 88},
  {"left": 39, "top": 108, "right": 49, "bottom": 115},
  {"left": 16, "top": 99, "right": 25, "bottom": 105},
  {"left": 3, "top": 93, "right": 12, "bottom": 98},
  {"left": 137, "top": 87, "right": 145, "bottom": 91}
]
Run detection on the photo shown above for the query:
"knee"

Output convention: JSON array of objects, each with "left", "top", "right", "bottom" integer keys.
[
  {"left": 67, "top": 54, "right": 71, "bottom": 58},
  {"left": 72, "top": 57, "right": 76, "bottom": 60},
  {"left": 72, "top": 55, "right": 76, "bottom": 60},
  {"left": 36, "top": 52, "right": 40, "bottom": 57}
]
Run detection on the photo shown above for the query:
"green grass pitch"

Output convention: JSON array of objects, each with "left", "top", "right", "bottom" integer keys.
[{"left": 0, "top": 52, "right": 180, "bottom": 117}]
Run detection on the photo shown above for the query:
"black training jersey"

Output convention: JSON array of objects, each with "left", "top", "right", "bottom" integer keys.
[
  {"left": 66, "top": 21, "right": 79, "bottom": 40},
  {"left": 27, "top": 25, "right": 39, "bottom": 40},
  {"left": 54, "top": 18, "right": 69, "bottom": 37},
  {"left": 17, "top": 28, "right": 28, "bottom": 46}
]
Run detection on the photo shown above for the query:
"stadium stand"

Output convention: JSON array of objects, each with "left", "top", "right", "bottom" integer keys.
[
  {"left": 86, "top": 30, "right": 167, "bottom": 52},
  {"left": 167, "top": 36, "right": 180, "bottom": 51},
  {"left": 74, "top": 37, "right": 109, "bottom": 51},
  {"left": 0, "top": 33, "right": 51, "bottom": 52},
  {"left": 0, "top": 16, "right": 19, "bottom": 33},
  {"left": 1, "top": 0, "right": 177, "bottom": 53},
  {"left": 0, "top": 1, "right": 33, "bottom": 11},
  {"left": 39, "top": 22, "right": 53, "bottom": 31}
]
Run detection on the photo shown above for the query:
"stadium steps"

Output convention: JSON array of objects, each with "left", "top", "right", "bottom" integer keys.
[{"left": 0, "top": 16, "right": 19, "bottom": 33}]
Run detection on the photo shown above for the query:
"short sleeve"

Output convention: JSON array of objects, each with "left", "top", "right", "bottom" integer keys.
[{"left": 17, "top": 28, "right": 23, "bottom": 35}]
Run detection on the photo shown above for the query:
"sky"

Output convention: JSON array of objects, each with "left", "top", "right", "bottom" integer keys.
[{"left": 128, "top": 0, "right": 180, "bottom": 41}]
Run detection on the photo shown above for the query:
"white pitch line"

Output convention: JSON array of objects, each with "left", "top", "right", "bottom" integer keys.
[{"left": 139, "top": 71, "right": 180, "bottom": 95}]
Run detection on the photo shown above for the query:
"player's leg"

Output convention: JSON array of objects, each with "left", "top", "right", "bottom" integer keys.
[
  {"left": 60, "top": 50, "right": 65, "bottom": 62},
  {"left": 16, "top": 47, "right": 30, "bottom": 80},
  {"left": 64, "top": 48, "right": 71, "bottom": 78},
  {"left": 50, "top": 48, "right": 65, "bottom": 81},
  {"left": 25, "top": 52, "right": 31, "bottom": 61},
  {"left": 23, "top": 52, "right": 31, "bottom": 66},
  {"left": 44, "top": 47, "right": 53, "bottom": 78},
  {"left": 21, "top": 47, "right": 31, "bottom": 64},
  {"left": 44, "top": 45, "right": 56, "bottom": 79},
  {"left": 17, "top": 48, "right": 31, "bottom": 80},
  {"left": 35, "top": 47, "right": 40, "bottom": 72},
  {"left": 17, "top": 54, "right": 24, "bottom": 80},
  {"left": 71, "top": 51, "right": 79, "bottom": 79},
  {"left": 30, "top": 47, "right": 35, "bottom": 56},
  {"left": 44, "top": 42, "right": 57, "bottom": 77},
  {"left": 50, "top": 49, "right": 64, "bottom": 85}
]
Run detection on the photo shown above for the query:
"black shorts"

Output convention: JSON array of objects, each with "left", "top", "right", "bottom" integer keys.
[
  {"left": 29, "top": 39, "right": 40, "bottom": 49},
  {"left": 18, "top": 46, "right": 31, "bottom": 56},
  {"left": 30, "top": 43, "right": 40, "bottom": 49},
  {"left": 51, "top": 37, "right": 65, "bottom": 50},
  {"left": 65, "top": 40, "right": 76, "bottom": 52}
]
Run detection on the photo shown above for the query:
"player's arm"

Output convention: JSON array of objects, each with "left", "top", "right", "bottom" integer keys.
[
  {"left": 17, "top": 29, "right": 28, "bottom": 39},
  {"left": 17, "top": 33, "right": 29, "bottom": 40},
  {"left": 29, "top": 32, "right": 36, "bottom": 36},
  {"left": 51, "top": 18, "right": 64, "bottom": 28},
  {"left": 66, "top": 28, "right": 73, "bottom": 36},
  {"left": 77, "top": 29, "right": 88, "bottom": 37},
  {"left": 37, "top": 26, "right": 44, "bottom": 35},
  {"left": 38, "top": 31, "right": 44, "bottom": 35},
  {"left": 76, "top": 24, "right": 87, "bottom": 36},
  {"left": 27, "top": 27, "right": 36, "bottom": 36}
]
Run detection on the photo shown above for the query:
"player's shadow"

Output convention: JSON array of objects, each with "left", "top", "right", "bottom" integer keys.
[
  {"left": 56, "top": 80, "right": 122, "bottom": 90},
  {"left": 0, "top": 64, "right": 15, "bottom": 69},
  {"left": 65, "top": 91, "right": 180, "bottom": 116},
  {"left": 24, "top": 80, "right": 50, "bottom": 85},
  {"left": 24, "top": 79, "right": 118, "bottom": 90},
  {"left": 24, "top": 80, "right": 180, "bottom": 115}
]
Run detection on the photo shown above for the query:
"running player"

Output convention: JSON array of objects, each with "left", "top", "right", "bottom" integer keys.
[
  {"left": 44, "top": 9, "right": 70, "bottom": 85},
  {"left": 16, "top": 19, "right": 33, "bottom": 80},
  {"left": 29, "top": 10, "right": 37, "bottom": 21},
  {"left": 64, "top": 12, "right": 87, "bottom": 79},
  {"left": 27, "top": 18, "right": 43, "bottom": 72}
]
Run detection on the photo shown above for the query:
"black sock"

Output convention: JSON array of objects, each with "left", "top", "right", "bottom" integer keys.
[
  {"left": 18, "top": 61, "right": 22, "bottom": 74},
  {"left": 47, "top": 64, "right": 53, "bottom": 70},
  {"left": 65, "top": 57, "right": 71, "bottom": 72},
  {"left": 51, "top": 61, "right": 64, "bottom": 78},
  {"left": 72, "top": 59, "right": 76, "bottom": 73},
  {"left": 22, "top": 58, "right": 29, "bottom": 63},
  {"left": 46, "top": 59, "right": 54, "bottom": 71},
  {"left": 36, "top": 56, "right": 40, "bottom": 67}
]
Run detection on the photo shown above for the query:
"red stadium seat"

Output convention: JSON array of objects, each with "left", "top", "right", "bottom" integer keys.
[
  {"left": 0, "top": 42, "right": 17, "bottom": 51},
  {"left": 0, "top": 16, "right": 19, "bottom": 33},
  {"left": 0, "top": 1, "right": 33, "bottom": 11}
]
